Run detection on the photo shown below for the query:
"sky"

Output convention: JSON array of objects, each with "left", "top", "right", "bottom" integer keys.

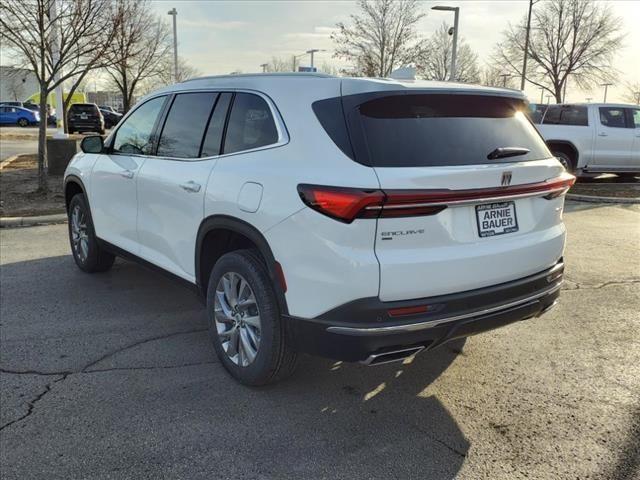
[{"left": 150, "top": 0, "right": 640, "bottom": 104}]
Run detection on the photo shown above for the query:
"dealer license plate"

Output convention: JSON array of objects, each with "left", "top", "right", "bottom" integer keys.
[{"left": 475, "top": 201, "right": 519, "bottom": 238}]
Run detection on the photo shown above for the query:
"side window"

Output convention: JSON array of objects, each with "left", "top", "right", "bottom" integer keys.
[
  {"left": 223, "top": 93, "right": 279, "bottom": 154},
  {"left": 599, "top": 107, "right": 627, "bottom": 128},
  {"left": 542, "top": 105, "right": 587, "bottom": 126},
  {"left": 542, "top": 105, "right": 561, "bottom": 124},
  {"left": 113, "top": 96, "right": 166, "bottom": 155},
  {"left": 157, "top": 92, "right": 218, "bottom": 158},
  {"left": 201, "top": 93, "right": 232, "bottom": 157}
]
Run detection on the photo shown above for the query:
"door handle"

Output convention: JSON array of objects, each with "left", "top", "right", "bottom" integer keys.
[
  {"left": 598, "top": 132, "right": 608, "bottom": 137},
  {"left": 119, "top": 169, "right": 134, "bottom": 179},
  {"left": 180, "top": 181, "right": 201, "bottom": 193}
]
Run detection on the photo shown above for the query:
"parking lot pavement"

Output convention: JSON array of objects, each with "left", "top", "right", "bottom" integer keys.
[{"left": 0, "top": 202, "right": 638, "bottom": 480}]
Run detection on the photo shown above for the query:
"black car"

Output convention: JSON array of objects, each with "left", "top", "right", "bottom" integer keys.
[
  {"left": 67, "top": 103, "right": 104, "bottom": 134},
  {"left": 98, "top": 108, "right": 122, "bottom": 129}
]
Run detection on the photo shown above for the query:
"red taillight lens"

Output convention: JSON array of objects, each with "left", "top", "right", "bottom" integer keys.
[
  {"left": 297, "top": 184, "right": 384, "bottom": 223},
  {"left": 388, "top": 305, "right": 430, "bottom": 317}
]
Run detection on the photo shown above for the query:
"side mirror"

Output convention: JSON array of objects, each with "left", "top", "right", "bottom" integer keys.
[{"left": 80, "top": 135, "right": 104, "bottom": 154}]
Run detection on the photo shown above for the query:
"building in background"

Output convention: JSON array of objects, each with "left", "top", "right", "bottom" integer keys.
[
  {"left": 86, "top": 91, "right": 128, "bottom": 113},
  {"left": 0, "top": 66, "right": 38, "bottom": 103}
]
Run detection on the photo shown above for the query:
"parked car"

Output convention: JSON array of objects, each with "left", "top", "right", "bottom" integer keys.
[
  {"left": 0, "top": 101, "right": 24, "bottom": 108},
  {"left": 99, "top": 105, "right": 118, "bottom": 113},
  {"left": 64, "top": 74, "right": 574, "bottom": 385},
  {"left": 531, "top": 103, "right": 639, "bottom": 178},
  {"left": 67, "top": 103, "right": 104, "bottom": 134},
  {"left": 22, "top": 102, "right": 57, "bottom": 125},
  {"left": 99, "top": 108, "right": 122, "bottom": 129},
  {"left": 0, "top": 105, "right": 39, "bottom": 126}
]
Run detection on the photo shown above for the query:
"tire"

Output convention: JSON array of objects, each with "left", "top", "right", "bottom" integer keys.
[
  {"left": 207, "top": 249, "right": 297, "bottom": 386},
  {"left": 552, "top": 150, "right": 574, "bottom": 173},
  {"left": 617, "top": 173, "right": 638, "bottom": 182},
  {"left": 17, "top": 118, "right": 28, "bottom": 127},
  {"left": 67, "top": 194, "right": 115, "bottom": 273}
]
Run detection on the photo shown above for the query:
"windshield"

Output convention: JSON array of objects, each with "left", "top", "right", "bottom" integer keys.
[{"left": 344, "top": 93, "right": 551, "bottom": 167}]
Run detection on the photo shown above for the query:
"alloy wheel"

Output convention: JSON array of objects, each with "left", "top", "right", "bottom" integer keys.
[
  {"left": 214, "top": 272, "right": 261, "bottom": 367},
  {"left": 70, "top": 204, "right": 89, "bottom": 263}
]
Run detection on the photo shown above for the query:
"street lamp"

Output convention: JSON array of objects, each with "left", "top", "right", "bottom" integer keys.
[
  {"left": 432, "top": 6, "right": 459, "bottom": 82},
  {"left": 600, "top": 83, "right": 613, "bottom": 103},
  {"left": 167, "top": 8, "right": 178, "bottom": 83},
  {"left": 260, "top": 63, "right": 269, "bottom": 73},
  {"left": 305, "top": 49, "right": 326, "bottom": 69}
]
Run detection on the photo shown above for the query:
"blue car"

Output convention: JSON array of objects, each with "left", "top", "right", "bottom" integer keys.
[{"left": 0, "top": 105, "right": 40, "bottom": 127}]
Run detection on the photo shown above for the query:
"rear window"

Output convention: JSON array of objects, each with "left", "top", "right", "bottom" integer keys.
[
  {"left": 342, "top": 93, "right": 550, "bottom": 167},
  {"left": 70, "top": 104, "right": 98, "bottom": 114}
]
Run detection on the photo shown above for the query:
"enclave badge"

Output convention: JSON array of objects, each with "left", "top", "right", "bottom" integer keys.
[{"left": 501, "top": 171, "right": 512, "bottom": 186}]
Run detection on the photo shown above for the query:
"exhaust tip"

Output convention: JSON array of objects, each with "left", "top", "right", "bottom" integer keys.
[{"left": 361, "top": 346, "right": 425, "bottom": 366}]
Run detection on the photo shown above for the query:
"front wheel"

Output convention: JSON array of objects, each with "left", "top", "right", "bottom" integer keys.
[
  {"left": 67, "top": 194, "right": 115, "bottom": 273},
  {"left": 17, "top": 118, "right": 28, "bottom": 127},
  {"left": 207, "top": 250, "right": 297, "bottom": 386}
]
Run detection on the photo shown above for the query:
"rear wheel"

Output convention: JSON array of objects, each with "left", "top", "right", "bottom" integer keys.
[
  {"left": 17, "top": 118, "right": 28, "bottom": 127},
  {"left": 207, "top": 250, "right": 297, "bottom": 386},
  {"left": 552, "top": 150, "right": 574, "bottom": 173},
  {"left": 67, "top": 194, "right": 115, "bottom": 273}
]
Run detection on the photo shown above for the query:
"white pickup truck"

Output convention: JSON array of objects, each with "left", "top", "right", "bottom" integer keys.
[{"left": 529, "top": 103, "right": 639, "bottom": 178}]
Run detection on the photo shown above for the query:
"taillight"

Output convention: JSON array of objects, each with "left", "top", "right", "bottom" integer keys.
[
  {"left": 297, "top": 185, "right": 384, "bottom": 223},
  {"left": 298, "top": 173, "right": 575, "bottom": 223}
]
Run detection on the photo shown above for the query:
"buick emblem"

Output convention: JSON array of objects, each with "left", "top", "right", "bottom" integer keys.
[{"left": 501, "top": 171, "right": 512, "bottom": 186}]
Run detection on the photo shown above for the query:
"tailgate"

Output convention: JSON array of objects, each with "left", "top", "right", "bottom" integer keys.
[{"left": 342, "top": 91, "right": 573, "bottom": 301}]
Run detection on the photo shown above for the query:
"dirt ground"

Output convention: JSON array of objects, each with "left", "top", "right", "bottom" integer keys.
[{"left": 0, "top": 155, "right": 65, "bottom": 217}]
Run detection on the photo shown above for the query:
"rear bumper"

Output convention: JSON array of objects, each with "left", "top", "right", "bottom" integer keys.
[{"left": 284, "top": 260, "right": 564, "bottom": 362}]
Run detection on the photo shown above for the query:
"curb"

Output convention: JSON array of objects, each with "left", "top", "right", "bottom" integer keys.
[
  {"left": 0, "top": 154, "right": 21, "bottom": 171},
  {"left": 566, "top": 193, "right": 640, "bottom": 204},
  {"left": 0, "top": 213, "right": 67, "bottom": 228}
]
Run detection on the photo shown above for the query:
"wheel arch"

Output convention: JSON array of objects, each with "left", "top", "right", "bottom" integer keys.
[
  {"left": 545, "top": 140, "right": 579, "bottom": 168},
  {"left": 196, "top": 215, "right": 289, "bottom": 315},
  {"left": 64, "top": 175, "right": 88, "bottom": 213}
]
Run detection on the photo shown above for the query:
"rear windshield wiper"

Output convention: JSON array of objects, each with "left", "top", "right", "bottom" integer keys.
[{"left": 487, "top": 147, "right": 530, "bottom": 160}]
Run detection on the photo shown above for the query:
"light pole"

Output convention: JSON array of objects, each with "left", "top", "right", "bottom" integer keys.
[
  {"left": 499, "top": 73, "right": 510, "bottom": 88},
  {"left": 600, "top": 83, "right": 613, "bottom": 103},
  {"left": 260, "top": 63, "right": 269, "bottom": 73},
  {"left": 167, "top": 8, "right": 178, "bottom": 83},
  {"left": 520, "top": 0, "right": 537, "bottom": 91},
  {"left": 432, "top": 6, "right": 459, "bottom": 82},
  {"left": 49, "top": 0, "right": 66, "bottom": 138},
  {"left": 545, "top": 94, "right": 553, "bottom": 104},
  {"left": 539, "top": 87, "right": 545, "bottom": 104},
  {"left": 305, "top": 49, "right": 325, "bottom": 69}
]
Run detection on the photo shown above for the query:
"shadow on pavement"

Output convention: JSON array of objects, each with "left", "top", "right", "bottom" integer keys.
[{"left": 1, "top": 254, "right": 469, "bottom": 479}]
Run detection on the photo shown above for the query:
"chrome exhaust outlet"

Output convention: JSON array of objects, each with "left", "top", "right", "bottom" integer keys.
[{"left": 361, "top": 346, "right": 425, "bottom": 366}]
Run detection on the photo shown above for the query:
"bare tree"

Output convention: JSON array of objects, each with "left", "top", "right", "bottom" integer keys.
[
  {"left": 4, "top": 69, "right": 27, "bottom": 101},
  {"left": 417, "top": 22, "right": 480, "bottom": 83},
  {"left": 494, "top": 0, "right": 624, "bottom": 102},
  {"left": 481, "top": 65, "right": 517, "bottom": 89},
  {"left": 137, "top": 56, "right": 201, "bottom": 95},
  {"left": 319, "top": 62, "right": 341, "bottom": 76},
  {"left": 331, "top": 0, "right": 427, "bottom": 77},
  {"left": 104, "top": 0, "right": 172, "bottom": 113},
  {"left": 622, "top": 81, "right": 640, "bottom": 105},
  {"left": 263, "top": 57, "right": 291, "bottom": 73},
  {"left": 0, "top": 0, "right": 113, "bottom": 190}
]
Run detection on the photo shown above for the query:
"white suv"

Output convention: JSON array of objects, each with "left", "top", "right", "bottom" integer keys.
[{"left": 64, "top": 74, "right": 574, "bottom": 385}]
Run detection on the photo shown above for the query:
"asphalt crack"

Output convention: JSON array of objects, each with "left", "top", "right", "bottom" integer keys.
[
  {"left": 0, "top": 374, "right": 67, "bottom": 432},
  {"left": 562, "top": 278, "right": 640, "bottom": 291},
  {"left": 0, "top": 328, "right": 210, "bottom": 431}
]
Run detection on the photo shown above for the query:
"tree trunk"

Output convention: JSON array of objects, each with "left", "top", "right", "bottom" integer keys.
[
  {"left": 37, "top": 85, "right": 48, "bottom": 192},
  {"left": 554, "top": 82, "right": 563, "bottom": 103}
]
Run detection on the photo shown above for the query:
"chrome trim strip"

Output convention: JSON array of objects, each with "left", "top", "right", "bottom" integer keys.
[
  {"left": 326, "top": 282, "right": 562, "bottom": 336},
  {"left": 364, "top": 188, "right": 569, "bottom": 210}
]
